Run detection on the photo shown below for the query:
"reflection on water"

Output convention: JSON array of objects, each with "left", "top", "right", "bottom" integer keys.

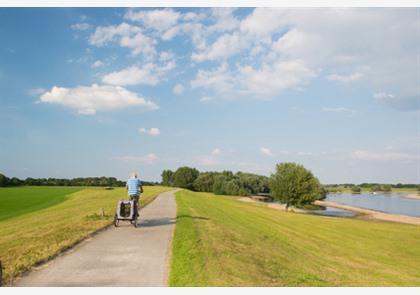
[
  {"left": 325, "top": 192, "right": 420, "bottom": 218},
  {"left": 309, "top": 206, "right": 357, "bottom": 218}
]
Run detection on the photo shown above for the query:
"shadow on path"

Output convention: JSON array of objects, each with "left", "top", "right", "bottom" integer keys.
[
  {"left": 176, "top": 215, "right": 209, "bottom": 220},
  {"left": 139, "top": 217, "right": 176, "bottom": 227}
]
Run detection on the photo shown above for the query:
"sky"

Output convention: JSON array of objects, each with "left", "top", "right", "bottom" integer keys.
[{"left": 0, "top": 7, "right": 419, "bottom": 183}]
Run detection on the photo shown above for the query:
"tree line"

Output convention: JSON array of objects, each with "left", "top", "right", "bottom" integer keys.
[
  {"left": 0, "top": 173, "right": 158, "bottom": 187},
  {"left": 324, "top": 183, "right": 419, "bottom": 193},
  {"left": 161, "top": 167, "right": 270, "bottom": 196},
  {"left": 162, "top": 163, "right": 327, "bottom": 210}
]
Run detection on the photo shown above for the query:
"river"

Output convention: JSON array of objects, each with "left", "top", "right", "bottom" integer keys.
[{"left": 324, "top": 192, "right": 420, "bottom": 218}]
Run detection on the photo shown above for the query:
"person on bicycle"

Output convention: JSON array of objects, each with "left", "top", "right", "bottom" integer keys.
[{"left": 126, "top": 172, "right": 143, "bottom": 218}]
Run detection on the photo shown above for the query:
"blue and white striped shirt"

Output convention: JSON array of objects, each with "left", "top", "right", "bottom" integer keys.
[{"left": 126, "top": 178, "right": 142, "bottom": 196}]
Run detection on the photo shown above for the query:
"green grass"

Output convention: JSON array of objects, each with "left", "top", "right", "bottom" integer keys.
[
  {"left": 170, "top": 190, "right": 420, "bottom": 286},
  {"left": 0, "top": 185, "right": 172, "bottom": 284},
  {"left": 0, "top": 186, "right": 82, "bottom": 222}
]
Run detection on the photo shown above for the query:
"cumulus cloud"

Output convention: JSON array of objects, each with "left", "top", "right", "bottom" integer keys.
[
  {"left": 190, "top": 8, "right": 417, "bottom": 106},
  {"left": 260, "top": 147, "right": 273, "bottom": 156},
  {"left": 38, "top": 84, "right": 158, "bottom": 115},
  {"left": 139, "top": 127, "right": 160, "bottom": 136},
  {"left": 195, "top": 148, "right": 222, "bottom": 166},
  {"left": 103, "top": 65, "right": 159, "bottom": 86},
  {"left": 191, "top": 60, "right": 314, "bottom": 98},
  {"left": 86, "top": 8, "right": 416, "bottom": 108},
  {"left": 173, "top": 84, "right": 185, "bottom": 95},
  {"left": 211, "top": 148, "right": 221, "bottom": 155},
  {"left": 91, "top": 60, "right": 105, "bottom": 68},
  {"left": 89, "top": 23, "right": 155, "bottom": 58},
  {"left": 192, "top": 32, "right": 243, "bottom": 62},
  {"left": 71, "top": 23, "right": 90, "bottom": 31},
  {"left": 124, "top": 8, "right": 181, "bottom": 32},
  {"left": 89, "top": 22, "right": 140, "bottom": 46},
  {"left": 102, "top": 60, "right": 175, "bottom": 86},
  {"left": 327, "top": 72, "right": 364, "bottom": 83}
]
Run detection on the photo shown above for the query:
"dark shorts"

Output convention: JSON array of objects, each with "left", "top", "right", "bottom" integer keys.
[{"left": 129, "top": 194, "right": 139, "bottom": 202}]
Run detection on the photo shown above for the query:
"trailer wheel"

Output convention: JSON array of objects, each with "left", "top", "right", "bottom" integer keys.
[{"left": 113, "top": 214, "right": 119, "bottom": 227}]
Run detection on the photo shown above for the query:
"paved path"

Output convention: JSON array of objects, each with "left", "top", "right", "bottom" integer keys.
[{"left": 14, "top": 190, "right": 177, "bottom": 287}]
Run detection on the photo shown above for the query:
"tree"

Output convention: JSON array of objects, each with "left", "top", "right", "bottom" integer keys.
[
  {"left": 172, "top": 167, "right": 199, "bottom": 189},
  {"left": 382, "top": 184, "right": 392, "bottom": 192},
  {"left": 351, "top": 186, "right": 362, "bottom": 194},
  {"left": 193, "top": 172, "right": 216, "bottom": 192},
  {"left": 370, "top": 184, "right": 381, "bottom": 192},
  {"left": 269, "top": 162, "right": 323, "bottom": 211},
  {"left": 0, "top": 173, "right": 9, "bottom": 187},
  {"left": 161, "top": 170, "right": 174, "bottom": 186}
]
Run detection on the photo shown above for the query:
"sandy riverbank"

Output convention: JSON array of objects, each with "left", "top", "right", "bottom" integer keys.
[
  {"left": 314, "top": 200, "right": 420, "bottom": 226},
  {"left": 403, "top": 193, "right": 420, "bottom": 200}
]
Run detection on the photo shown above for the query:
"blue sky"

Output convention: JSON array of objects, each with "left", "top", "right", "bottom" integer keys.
[{"left": 0, "top": 8, "right": 418, "bottom": 183}]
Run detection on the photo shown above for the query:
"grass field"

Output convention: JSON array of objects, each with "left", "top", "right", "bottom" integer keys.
[
  {"left": 0, "top": 185, "right": 172, "bottom": 284},
  {"left": 170, "top": 190, "right": 420, "bottom": 286}
]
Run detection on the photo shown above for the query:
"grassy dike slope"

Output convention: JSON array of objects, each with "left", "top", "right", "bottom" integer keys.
[
  {"left": 0, "top": 186, "right": 172, "bottom": 284},
  {"left": 170, "top": 190, "right": 420, "bottom": 286}
]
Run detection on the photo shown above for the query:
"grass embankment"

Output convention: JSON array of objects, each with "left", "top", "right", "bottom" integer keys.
[
  {"left": 0, "top": 185, "right": 172, "bottom": 284},
  {"left": 170, "top": 190, "right": 420, "bottom": 286}
]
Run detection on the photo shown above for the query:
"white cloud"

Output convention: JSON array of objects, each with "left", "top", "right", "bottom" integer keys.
[
  {"left": 190, "top": 8, "right": 416, "bottom": 107},
  {"left": 103, "top": 64, "right": 159, "bottom": 86},
  {"left": 39, "top": 84, "right": 158, "bottom": 115},
  {"left": 124, "top": 8, "right": 181, "bottom": 33},
  {"left": 199, "top": 96, "right": 213, "bottom": 103},
  {"left": 114, "top": 153, "right": 158, "bottom": 164},
  {"left": 86, "top": 9, "right": 416, "bottom": 109},
  {"left": 173, "top": 84, "right": 185, "bottom": 95},
  {"left": 89, "top": 23, "right": 155, "bottom": 58},
  {"left": 351, "top": 150, "right": 418, "bottom": 161},
  {"left": 191, "top": 63, "right": 235, "bottom": 95},
  {"left": 139, "top": 127, "right": 160, "bottom": 136},
  {"left": 195, "top": 148, "right": 222, "bottom": 166},
  {"left": 89, "top": 22, "right": 141, "bottom": 46},
  {"left": 373, "top": 92, "right": 395, "bottom": 100},
  {"left": 192, "top": 32, "right": 242, "bottom": 62},
  {"left": 119, "top": 31, "right": 156, "bottom": 57},
  {"left": 91, "top": 60, "right": 105, "bottom": 68},
  {"left": 211, "top": 148, "right": 221, "bottom": 156},
  {"left": 71, "top": 23, "right": 90, "bottom": 31},
  {"left": 159, "top": 51, "right": 175, "bottom": 62},
  {"left": 260, "top": 147, "right": 273, "bottom": 156},
  {"left": 321, "top": 107, "right": 355, "bottom": 113},
  {"left": 327, "top": 72, "right": 363, "bottom": 83},
  {"left": 208, "top": 8, "right": 240, "bottom": 33},
  {"left": 192, "top": 60, "right": 315, "bottom": 99}
]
